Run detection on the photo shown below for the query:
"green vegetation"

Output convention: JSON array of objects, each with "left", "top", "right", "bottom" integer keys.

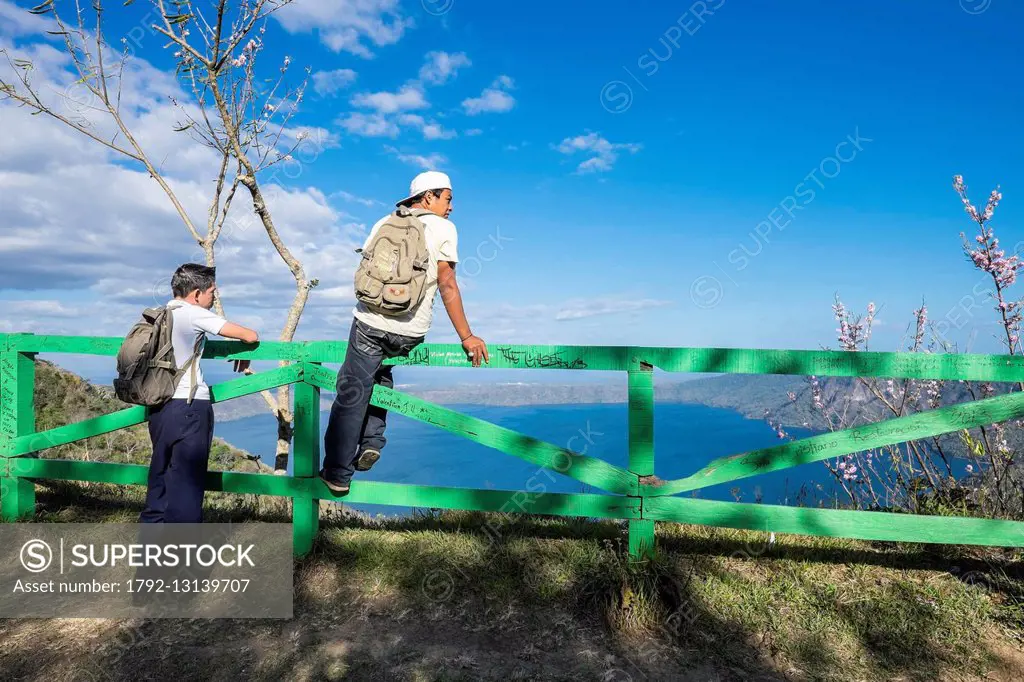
[
  {"left": 4, "top": 360, "right": 1023, "bottom": 680},
  {"left": 2, "top": 483, "right": 1022, "bottom": 681},
  {"left": 31, "top": 359, "right": 267, "bottom": 473}
]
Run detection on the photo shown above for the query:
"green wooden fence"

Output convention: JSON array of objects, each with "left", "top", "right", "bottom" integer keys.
[{"left": 3, "top": 331, "right": 1024, "bottom": 559}]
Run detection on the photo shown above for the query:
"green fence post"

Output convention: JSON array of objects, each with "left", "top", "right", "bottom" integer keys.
[
  {"left": 627, "top": 360, "right": 656, "bottom": 561},
  {"left": 292, "top": 364, "right": 321, "bottom": 557},
  {"left": 1, "top": 337, "right": 37, "bottom": 521}
]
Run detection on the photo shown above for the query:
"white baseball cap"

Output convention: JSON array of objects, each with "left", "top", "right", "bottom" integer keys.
[{"left": 396, "top": 170, "right": 452, "bottom": 206}]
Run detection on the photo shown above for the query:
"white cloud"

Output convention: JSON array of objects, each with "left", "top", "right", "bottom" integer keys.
[
  {"left": 554, "top": 298, "right": 673, "bottom": 321},
  {"left": 279, "top": 126, "right": 342, "bottom": 153},
  {"left": 341, "top": 91, "right": 456, "bottom": 140},
  {"left": 445, "top": 298, "right": 673, "bottom": 334},
  {"left": 350, "top": 84, "right": 428, "bottom": 113},
  {"left": 462, "top": 75, "right": 516, "bottom": 115},
  {"left": 332, "top": 190, "right": 383, "bottom": 208},
  {"left": 6, "top": 300, "right": 80, "bottom": 318},
  {"left": 383, "top": 145, "right": 447, "bottom": 170},
  {"left": 556, "top": 132, "right": 641, "bottom": 174},
  {"left": 0, "top": 0, "right": 55, "bottom": 38},
  {"left": 312, "top": 68, "right": 358, "bottom": 96},
  {"left": 418, "top": 51, "right": 471, "bottom": 85},
  {"left": 464, "top": 128, "right": 483, "bottom": 137},
  {"left": 337, "top": 111, "right": 400, "bottom": 138},
  {"left": 335, "top": 53, "right": 468, "bottom": 142},
  {"left": 398, "top": 113, "right": 457, "bottom": 140},
  {"left": 0, "top": 35, "right": 362, "bottom": 342},
  {"left": 274, "top": 0, "right": 413, "bottom": 58}
]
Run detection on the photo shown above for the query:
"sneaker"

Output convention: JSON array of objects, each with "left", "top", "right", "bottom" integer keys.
[
  {"left": 355, "top": 448, "right": 381, "bottom": 472},
  {"left": 318, "top": 469, "right": 350, "bottom": 494}
]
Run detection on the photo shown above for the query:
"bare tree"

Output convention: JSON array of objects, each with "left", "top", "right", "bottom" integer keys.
[{"left": 1, "top": 0, "right": 322, "bottom": 471}]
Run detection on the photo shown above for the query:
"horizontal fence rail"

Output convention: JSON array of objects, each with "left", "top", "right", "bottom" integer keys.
[{"left": 2, "top": 331, "right": 1024, "bottom": 559}]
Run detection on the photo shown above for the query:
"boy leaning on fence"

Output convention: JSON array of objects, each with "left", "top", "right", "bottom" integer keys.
[{"left": 115, "top": 264, "right": 259, "bottom": 523}]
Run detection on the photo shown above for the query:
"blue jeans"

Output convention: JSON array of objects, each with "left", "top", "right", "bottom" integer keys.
[{"left": 322, "top": 318, "right": 424, "bottom": 483}]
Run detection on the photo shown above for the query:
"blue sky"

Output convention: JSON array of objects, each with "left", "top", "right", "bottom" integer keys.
[{"left": 1, "top": 0, "right": 1023, "bottom": 385}]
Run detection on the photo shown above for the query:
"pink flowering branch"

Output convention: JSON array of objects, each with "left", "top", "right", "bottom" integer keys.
[
  {"left": 954, "top": 175, "right": 1023, "bottom": 357},
  {"left": 771, "top": 179, "right": 1024, "bottom": 517}
]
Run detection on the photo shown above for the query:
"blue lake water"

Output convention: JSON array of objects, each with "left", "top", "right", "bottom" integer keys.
[{"left": 215, "top": 403, "right": 843, "bottom": 517}]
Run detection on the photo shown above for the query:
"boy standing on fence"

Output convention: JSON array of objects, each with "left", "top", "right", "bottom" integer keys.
[
  {"left": 139, "top": 264, "right": 259, "bottom": 523},
  {"left": 320, "top": 171, "right": 489, "bottom": 494}
]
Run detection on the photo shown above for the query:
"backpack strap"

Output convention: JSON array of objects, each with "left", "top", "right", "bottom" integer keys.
[
  {"left": 173, "top": 334, "right": 205, "bottom": 405},
  {"left": 164, "top": 301, "right": 205, "bottom": 405},
  {"left": 392, "top": 207, "right": 431, "bottom": 271},
  {"left": 396, "top": 206, "right": 433, "bottom": 219},
  {"left": 355, "top": 208, "right": 432, "bottom": 257}
]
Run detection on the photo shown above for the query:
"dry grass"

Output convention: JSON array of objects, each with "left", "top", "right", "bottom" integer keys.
[{"left": 1, "top": 484, "right": 1022, "bottom": 681}]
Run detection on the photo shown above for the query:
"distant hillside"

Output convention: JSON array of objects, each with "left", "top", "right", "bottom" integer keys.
[
  {"left": 54, "top": 360, "right": 1021, "bottom": 466},
  {"left": 211, "top": 375, "right": 810, "bottom": 421},
  {"left": 32, "top": 360, "right": 268, "bottom": 472},
  {"left": 211, "top": 371, "right": 1016, "bottom": 434}
]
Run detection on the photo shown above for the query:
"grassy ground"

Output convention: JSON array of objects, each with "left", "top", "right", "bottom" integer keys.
[{"left": 1, "top": 482, "right": 1023, "bottom": 681}]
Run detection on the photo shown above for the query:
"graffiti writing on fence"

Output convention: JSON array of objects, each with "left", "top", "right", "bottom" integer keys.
[{"left": 497, "top": 347, "right": 588, "bottom": 370}]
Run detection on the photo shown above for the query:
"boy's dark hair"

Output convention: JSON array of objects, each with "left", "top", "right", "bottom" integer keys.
[
  {"left": 171, "top": 263, "right": 217, "bottom": 298},
  {"left": 399, "top": 188, "right": 445, "bottom": 208}
]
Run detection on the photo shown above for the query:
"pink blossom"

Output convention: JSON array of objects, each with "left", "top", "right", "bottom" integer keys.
[
  {"left": 927, "top": 380, "right": 942, "bottom": 408},
  {"left": 810, "top": 375, "right": 824, "bottom": 410},
  {"left": 955, "top": 179, "right": 1024, "bottom": 355},
  {"left": 953, "top": 175, "right": 982, "bottom": 223},
  {"left": 966, "top": 464, "right": 974, "bottom": 473},
  {"left": 912, "top": 305, "right": 927, "bottom": 351},
  {"left": 983, "top": 188, "right": 1002, "bottom": 222},
  {"left": 832, "top": 296, "right": 875, "bottom": 351}
]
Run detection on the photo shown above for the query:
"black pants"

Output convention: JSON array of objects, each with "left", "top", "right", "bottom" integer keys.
[
  {"left": 139, "top": 399, "right": 214, "bottom": 523},
  {"left": 322, "top": 318, "right": 424, "bottom": 484}
]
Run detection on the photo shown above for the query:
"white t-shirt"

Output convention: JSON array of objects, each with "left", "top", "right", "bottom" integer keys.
[
  {"left": 352, "top": 212, "right": 459, "bottom": 337},
  {"left": 167, "top": 300, "right": 227, "bottom": 401}
]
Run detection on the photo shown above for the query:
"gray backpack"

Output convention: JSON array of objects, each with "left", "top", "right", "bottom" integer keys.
[
  {"left": 353, "top": 206, "right": 432, "bottom": 317},
  {"left": 113, "top": 303, "right": 203, "bottom": 406}
]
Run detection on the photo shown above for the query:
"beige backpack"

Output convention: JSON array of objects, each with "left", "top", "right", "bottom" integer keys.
[{"left": 353, "top": 206, "right": 432, "bottom": 316}]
